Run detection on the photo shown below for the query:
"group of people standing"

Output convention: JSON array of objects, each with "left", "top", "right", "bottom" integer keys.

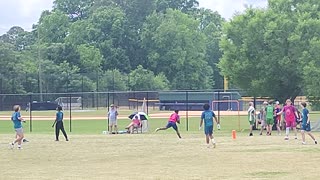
[{"left": 248, "top": 99, "right": 317, "bottom": 144}]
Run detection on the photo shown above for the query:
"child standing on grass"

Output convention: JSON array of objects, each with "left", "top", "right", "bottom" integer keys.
[
  {"left": 108, "top": 104, "right": 118, "bottom": 134},
  {"left": 265, "top": 101, "right": 275, "bottom": 136},
  {"left": 10, "top": 105, "right": 25, "bottom": 150},
  {"left": 199, "top": 104, "right": 219, "bottom": 148},
  {"left": 259, "top": 101, "right": 267, "bottom": 135},
  {"left": 248, "top": 102, "right": 255, "bottom": 136},
  {"left": 54, "top": 106, "right": 68, "bottom": 141},
  {"left": 300, "top": 102, "right": 317, "bottom": 145},
  {"left": 155, "top": 110, "right": 182, "bottom": 139},
  {"left": 276, "top": 99, "right": 299, "bottom": 140},
  {"left": 274, "top": 101, "right": 282, "bottom": 135}
]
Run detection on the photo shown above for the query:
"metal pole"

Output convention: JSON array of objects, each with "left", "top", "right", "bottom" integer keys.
[
  {"left": 107, "top": 92, "right": 110, "bottom": 131},
  {"left": 81, "top": 75, "right": 84, "bottom": 110},
  {"left": 96, "top": 72, "right": 99, "bottom": 110},
  {"left": 147, "top": 92, "right": 149, "bottom": 115},
  {"left": 186, "top": 91, "right": 189, "bottom": 131},
  {"left": 69, "top": 94, "right": 72, "bottom": 132},
  {"left": 29, "top": 94, "right": 32, "bottom": 132},
  {"left": 218, "top": 90, "right": 220, "bottom": 123},
  {"left": 38, "top": 27, "right": 43, "bottom": 101}
]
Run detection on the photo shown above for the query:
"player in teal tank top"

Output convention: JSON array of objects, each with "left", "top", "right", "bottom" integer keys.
[{"left": 10, "top": 105, "right": 26, "bottom": 150}]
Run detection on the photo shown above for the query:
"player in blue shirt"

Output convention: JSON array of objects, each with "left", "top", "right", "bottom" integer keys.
[
  {"left": 300, "top": 102, "right": 317, "bottom": 145},
  {"left": 53, "top": 106, "right": 69, "bottom": 141},
  {"left": 10, "top": 105, "right": 26, "bottom": 150},
  {"left": 199, "top": 104, "right": 219, "bottom": 148}
]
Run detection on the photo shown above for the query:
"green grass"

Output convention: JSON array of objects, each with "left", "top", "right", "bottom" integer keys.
[{"left": 1, "top": 109, "right": 320, "bottom": 179}]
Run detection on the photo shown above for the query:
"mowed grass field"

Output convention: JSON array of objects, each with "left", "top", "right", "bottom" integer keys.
[{"left": 1, "top": 110, "right": 320, "bottom": 179}]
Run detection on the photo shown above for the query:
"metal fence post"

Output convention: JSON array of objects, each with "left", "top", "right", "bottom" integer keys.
[
  {"left": 186, "top": 91, "right": 189, "bottom": 131},
  {"left": 69, "top": 94, "right": 72, "bottom": 132},
  {"left": 29, "top": 94, "right": 32, "bottom": 132}
]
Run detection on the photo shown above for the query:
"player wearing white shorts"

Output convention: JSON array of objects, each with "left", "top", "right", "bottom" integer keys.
[{"left": 108, "top": 104, "right": 118, "bottom": 134}]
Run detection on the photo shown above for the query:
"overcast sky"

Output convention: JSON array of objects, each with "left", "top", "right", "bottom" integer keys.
[{"left": 0, "top": 0, "right": 268, "bottom": 35}]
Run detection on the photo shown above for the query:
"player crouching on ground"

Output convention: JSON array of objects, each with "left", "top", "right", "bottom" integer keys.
[
  {"left": 199, "top": 104, "right": 219, "bottom": 148},
  {"left": 10, "top": 105, "right": 26, "bottom": 150},
  {"left": 300, "top": 102, "right": 317, "bottom": 145},
  {"left": 155, "top": 110, "right": 182, "bottom": 139}
]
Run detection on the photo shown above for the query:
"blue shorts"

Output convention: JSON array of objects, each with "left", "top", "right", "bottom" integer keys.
[
  {"left": 301, "top": 123, "right": 311, "bottom": 132},
  {"left": 166, "top": 122, "right": 178, "bottom": 131},
  {"left": 205, "top": 125, "right": 213, "bottom": 135}
]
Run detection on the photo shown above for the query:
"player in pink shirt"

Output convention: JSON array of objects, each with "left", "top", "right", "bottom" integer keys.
[
  {"left": 126, "top": 115, "right": 142, "bottom": 134},
  {"left": 155, "top": 110, "right": 181, "bottom": 138},
  {"left": 276, "top": 99, "right": 299, "bottom": 140}
]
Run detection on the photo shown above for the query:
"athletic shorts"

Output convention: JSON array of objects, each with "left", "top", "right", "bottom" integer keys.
[
  {"left": 15, "top": 128, "right": 24, "bottom": 135},
  {"left": 260, "top": 120, "right": 266, "bottom": 127},
  {"left": 266, "top": 118, "right": 274, "bottom": 125},
  {"left": 204, "top": 125, "right": 213, "bottom": 135},
  {"left": 166, "top": 122, "right": 178, "bottom": 131},
  {"left": 286, "top": 121, "right": 296, "bottom": 128},
  {"left": 301, "top": 123, "right": 311, "bottom": 132},
  {"left": 248, "top": 119, "right": 255, "bottom": 125},
  {"left": 109, "top": 120, "right": 117, "bottom": 126}
]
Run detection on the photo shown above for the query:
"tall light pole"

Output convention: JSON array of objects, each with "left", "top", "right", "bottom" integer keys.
[{"left": 38, "top": 26, "right": 43, "bottom": 101}]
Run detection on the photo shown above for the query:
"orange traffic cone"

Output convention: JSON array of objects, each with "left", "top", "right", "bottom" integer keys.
[{"left": 232, "top": 130, "right": 236, "bottom": 140}]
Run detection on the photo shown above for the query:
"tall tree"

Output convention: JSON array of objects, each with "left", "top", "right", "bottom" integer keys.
[
  {"left": 53, "top": 0, "right": 94, "bottom": 21},
  {"left": 219, "top": 0, "right": 320, "bottom": 102},
  {"left": 141, "top": 9, "right": 213, "bottom": 90}
]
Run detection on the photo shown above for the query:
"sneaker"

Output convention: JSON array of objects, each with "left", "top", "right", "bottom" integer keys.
[
  {"left": 315, "top": 140, "right": 318, "bottom": 144},
  {"left": 66, "top": 139, "right": 69, "bottom": 141},
  {"left": 259, "top": 133, "right": 262, "bottom": 136},
  {"left": 155, "top": 128, "right": 160, "bottom": 132},
  {"left": 294, "top": 136, "right": 298, "bottom": 140},
  {"left": 284, "top": 137, "right": 289, "bottom": 140},
  {"left": 249, "top": 133, "right": 253, "bottom": 136},
  {"left": 55, "top": 139, "right": 59, "bottom": 141},
  {"left": 23, "top": 139, "right": 29, "bottom": 143},
  {"left": 302, "top": 142, "right": 306, "bottom": 145},
  {"left": 9, "top": 143, "right": 14, "bottom": 149},
  {"left": 211, "top": 139, "right": 216, "bottom": 148},
  {"left": 17, "top": 147, "right": 23, "bottom": 150}
]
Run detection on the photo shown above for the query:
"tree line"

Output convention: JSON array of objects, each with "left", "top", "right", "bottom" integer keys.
[{"left": 1, "top": 0, "right": 320, "bottom": 104}]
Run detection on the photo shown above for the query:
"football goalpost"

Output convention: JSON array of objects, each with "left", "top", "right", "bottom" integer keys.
[{"left": 211, "top": 100, "right": 241, "bottom": 131}]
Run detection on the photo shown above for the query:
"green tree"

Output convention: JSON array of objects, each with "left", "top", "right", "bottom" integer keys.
[
  {"left": 53, "top": 0, "right": 94, "bottom": 21},
  {"left": 77, "top": 44, "right": 103, "bottom": 73},
  {"left": 155, "top": 0, "right": 199, "bottom": 13},
  {"left": 129, "top": 65, "right": 169, "bottom": 91},
  {"left": 38, "top": 11, "right": 70, "bottom": 43},
  {"left": 196, "top": 8, "right": 225, "bottom": 89},
  {"left": 218, "top": 0, "right": 319, "bottom": 102},
  {"left": 141, "top": 9, "right": 213, "bottom": 90}
]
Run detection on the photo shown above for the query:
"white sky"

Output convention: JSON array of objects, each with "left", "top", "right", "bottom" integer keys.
[{"left": 0, "top": 0, "right": 268, "bottom": 35}]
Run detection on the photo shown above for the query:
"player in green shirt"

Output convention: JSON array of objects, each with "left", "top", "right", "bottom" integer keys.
[{"left": 265, "top": 101, "right": 275, "bottom": 136}]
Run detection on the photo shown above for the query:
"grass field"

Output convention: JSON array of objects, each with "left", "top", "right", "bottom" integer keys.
[{"left": 1, "top": 110, "right": 320, "bottom": 179}]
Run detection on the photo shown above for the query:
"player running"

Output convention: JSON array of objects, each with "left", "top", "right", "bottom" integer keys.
[
  {"left": 155, "top": 110, "right": 182, "bottom": 139},
  {"left": 10, "top": 105, "right": 26, "bottom": 150},
  {"left": 199, "top": 104, "right": 219, "bottom": 148}
]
